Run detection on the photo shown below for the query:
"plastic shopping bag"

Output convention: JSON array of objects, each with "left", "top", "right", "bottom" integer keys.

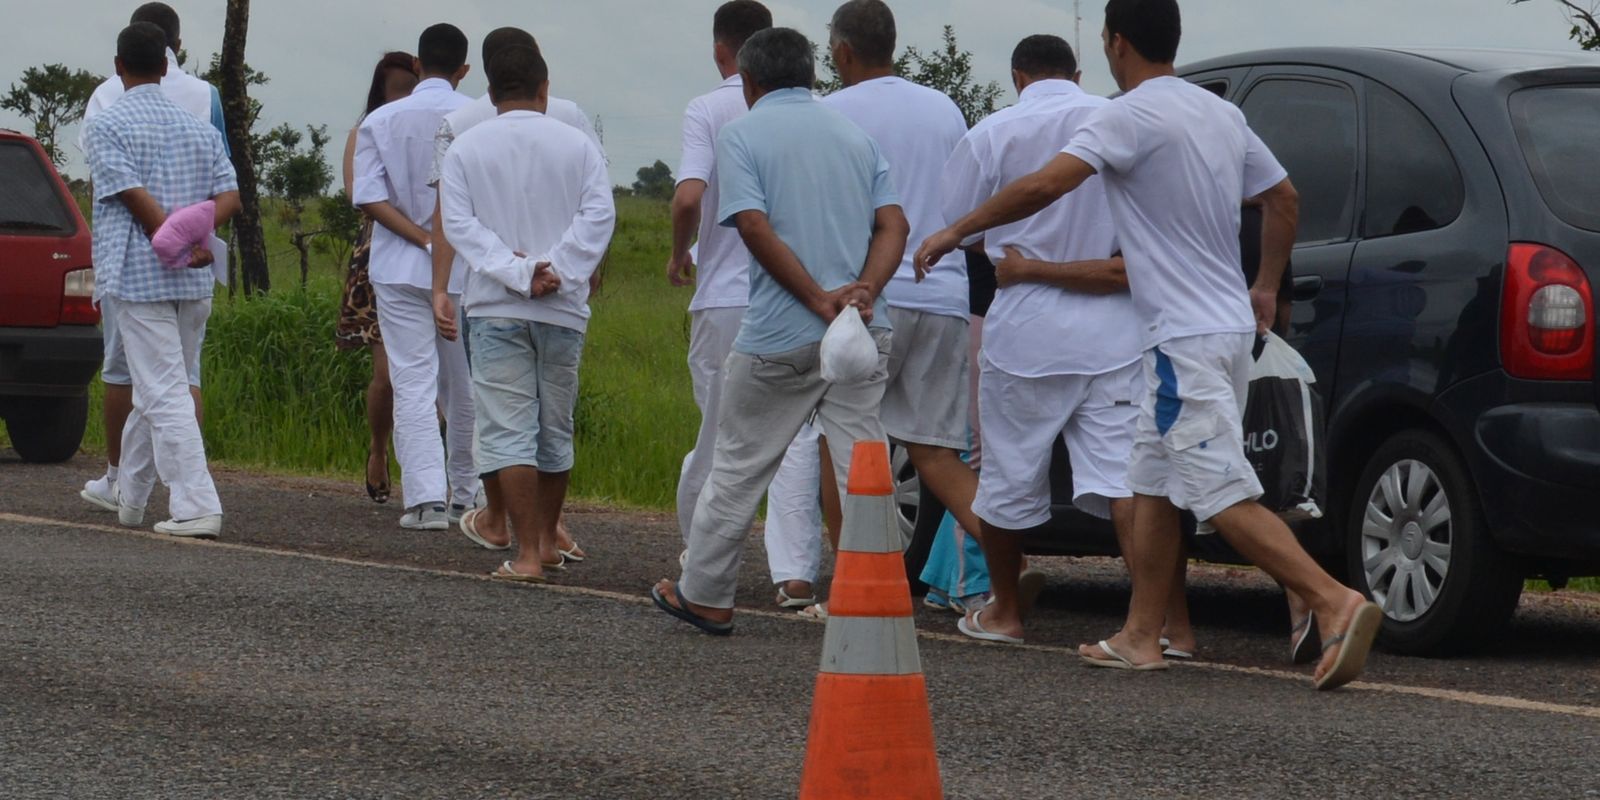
[
  {"left": 1243, "top": 332, "right": 1326, "bottom": 521},
  {"left": 820, "top": 305, "right": 877, "bottom": 384}
]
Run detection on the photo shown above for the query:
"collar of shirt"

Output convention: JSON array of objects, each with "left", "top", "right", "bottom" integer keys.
[
  {"left": 124, "top": 83, "right": 164, "bottom": 100},
  {"left": 719, "top": 74, "right": 743, "bottom": 89},
  {"left": 164, "top": 48, "right": 181, "bottom": 70},
  {"left": 413, "top": 77, "right": 456, "bottom": 95},
  {"left": 498, "top": 109, "right": 546, "bottom": 120},
  {"left": 751, "top": 87, "right": 813, "bottom": 110},
  {"left": 1018, "top": 78, "right": 1085, "bottom": 103}
]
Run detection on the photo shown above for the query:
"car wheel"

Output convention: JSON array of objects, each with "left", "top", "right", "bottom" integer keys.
[
  {"left": 1345, "top": 430, "right": 1522, "bottom": 655},
  {"left": 3, "top": 394, "right": 89, "bottom": 464},
  {"left": 891, "top": 445, "right": 919, "bottom": 550}
]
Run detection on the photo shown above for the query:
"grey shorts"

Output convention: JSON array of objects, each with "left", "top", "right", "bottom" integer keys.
[
  {"left": 99, "top": 296, "right": 205, "bottom": 387},
  {"left": 881, "top": 306, "right": 970, "bottom": 450},
  {"left": 467, "top": 317, "right": 584, "bottom": 474}
]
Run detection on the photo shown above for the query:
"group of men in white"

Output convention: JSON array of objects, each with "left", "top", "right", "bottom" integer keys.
[{"left": 73, "top": 0, "right": 1382, "bottom": 689}]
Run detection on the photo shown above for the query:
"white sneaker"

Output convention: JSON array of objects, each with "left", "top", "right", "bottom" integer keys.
[
  {"left": 154, "top": 515, "right": 221, "bottom": 539},
  {"left": 401, "top": 504, "right": 449, "bottom": 531},
  {"left": 80, "top": 477, "right": 118, "bottom": 513},
  {"left": 447, "top": 503, "right": 469, "bottom": 526},
  {"left": 118, "top": 502, "right": 146, "bottom": 528}
]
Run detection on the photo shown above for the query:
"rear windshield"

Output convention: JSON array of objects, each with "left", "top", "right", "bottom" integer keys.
[
  {"left": 0, "top": 140, "right": 75, "bottom": 236},
  {"left": 1509, "top": 86, "right": 1600, "bottom": 233}
]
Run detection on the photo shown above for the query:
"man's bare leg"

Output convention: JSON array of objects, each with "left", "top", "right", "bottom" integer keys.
[
  {"left": 905, "top": 443, "right": 982, "bottom": 545},
  {"left": 1080, "top": 494, "right": 1183, "bottom": 666},
  {"left": 473, "top": 471, "right": 512, "bottom": 549},
  {"left": 533, "top": 470, "right": 571, "bottom": 568},
  {"left": 365, "top": 343, "right": 393, "bottom": 493},
  {"left": 966, "top": 520, "right": 1027, "bottom": 639},
  {"left": 498, "top": 466, "right": 553, "bottom": 577},
  {"left": 818, "top": 437, "right": 841, "bottom": 552},
  {"left": 1208, "top": 501, "right": 1368, "bottom": 682},
  {"left": 1106, "top": 496, "right": 1194, "bottom": 652}
]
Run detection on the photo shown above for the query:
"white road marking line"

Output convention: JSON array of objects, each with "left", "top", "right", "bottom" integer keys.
[{"left": 6, "top": 511, "right": 1598, "bottom": 721}]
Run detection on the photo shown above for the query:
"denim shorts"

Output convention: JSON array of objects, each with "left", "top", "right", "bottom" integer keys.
[{"left": 467, "top": 317, "right": 584, "bottom": 474}]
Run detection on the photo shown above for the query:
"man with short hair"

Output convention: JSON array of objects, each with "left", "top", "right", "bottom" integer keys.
[
  {"left": 651, "top": 27, "right": 909, "bottom": 635},
  {"left": 440, "top": 45, "right": 614, "bottom": 581},
  {"left": 939, "top": 34, "right": 1151, "bottom": 645},
  {"left": 78, "top": 1, "right": 229, "bottom": 515},
  {"left": 669, "top": 0, "right": 827, "bottom": 610},
  {"left": 917, "top": 0, "right": 1380, "bottom": 689},
  {"left": 83, "top": 21, "right": 240, "bottom": 539},
  {"left": 821, "top": 0, "right": 980, "bottom": 574},
  {"left": 354, "top": 23, "right": 477, "bottom": 531},
  {"left": 427, "top": 26, "right": 602, "bottom": 552}
]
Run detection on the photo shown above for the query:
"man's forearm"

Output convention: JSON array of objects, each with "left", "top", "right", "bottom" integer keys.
[
  {"left": 360, "top": 201, "right": 429, "bottom": 249},
  {"left": 431, "top": 199, "right": 454, "bottom": 296},
  {"left": 951, "top": 154, "right": 1095, "bottom": 241},
  {"left": 118, "top": 187, "right": 166, "bottom": 237},
  {"left": 1254, "top": 180, "right": 1299, "bottom": 293},
  {"left": 860, "top": 208, "right": 910, "bottom": 294},
  {"left": 735, "top": 212, "right": 828, "bottom": 313},
  {"left": 212, "top": 191, "right": 242, "bottom": 228},
  {"left": 670, "top": 181, "right": 704, "bottom": 259},
  {"left": 1027, "top": 257, "right": 1128, "bottom": 295}
]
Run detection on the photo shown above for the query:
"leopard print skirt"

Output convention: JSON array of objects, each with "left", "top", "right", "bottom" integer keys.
[{"left": 335, "top": 216, "right": 382, "bottom": 349}]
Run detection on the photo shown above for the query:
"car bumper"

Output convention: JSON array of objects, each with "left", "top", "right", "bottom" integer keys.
[
  {"left": 1472, "top": 401, "right": 1600, "bottom": 562},
  {"left": 0, "top": 324, "right": 103, "bottom": 397}
]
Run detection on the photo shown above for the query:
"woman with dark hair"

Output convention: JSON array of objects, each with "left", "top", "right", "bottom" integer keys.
[{"left": 336, "top": 51, "right": 418, "bottom": 503}]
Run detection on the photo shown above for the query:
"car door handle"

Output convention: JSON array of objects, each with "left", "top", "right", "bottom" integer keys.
[{"left": 1292, "top": 275, "right": 1323, "bottom": 302}]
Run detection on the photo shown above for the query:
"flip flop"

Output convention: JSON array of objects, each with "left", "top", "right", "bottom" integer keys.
[
  {"left": 776, "top": 586, "right": 818, "bottom": 609},
  {"left": 1314, "top": 601, "right": 1382, "bottom": 691},
  {"left": 798, "top": 603, "right": 829, "bottom": 620},
  {"left": 651, "top": 582, "right": 733, "bottom": 636},
  {"left": 1157, "top": 637, "right": 1196, "bottom": 660},
  {"left": 542, "top": 554, "right": 567, "bottom": 572},
  {"left": 1018, "top": 569, "right": 1047, "bottom": 616},
  {"left": 1291, "top": 610, "right": 1320, "bottom": 665},
  {"left": 1081, "top": 639, "right": 1170, "bottom": 671},
  {"left": 559, "top": 544, "right": 586, "bottom": 563},
  {"left": 489, "top": 561, "right": 548, "bottom": 583},
  {"left": 923, "top": 591, "right": 954, "bottom": 612},
  {"left": 458, "top": 508, "right": 511, "bottom": 551},
  {"left": 957, "top": 607, "right": 1024, "bottom": 645}
]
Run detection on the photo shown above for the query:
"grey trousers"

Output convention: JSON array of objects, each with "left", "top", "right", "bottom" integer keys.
[{"left": 679, "top": 331, "right": 891, "bottom": 609}]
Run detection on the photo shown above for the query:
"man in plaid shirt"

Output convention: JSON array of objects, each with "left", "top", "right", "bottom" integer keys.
[{"left": 83, "top": 21, "right": 241, "bottom": 539}]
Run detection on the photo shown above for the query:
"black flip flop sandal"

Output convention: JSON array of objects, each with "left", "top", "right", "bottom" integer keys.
[{"left": 652, "top": 583, "right": 733, "bottom": 637}]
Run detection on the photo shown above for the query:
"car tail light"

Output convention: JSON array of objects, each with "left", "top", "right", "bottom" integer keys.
[
  {"left": 61, "top": 268, "right": 100, "bottom": 325},
  {"left": 1501, "top": 243, "right": 1592, "bottom": 380}
]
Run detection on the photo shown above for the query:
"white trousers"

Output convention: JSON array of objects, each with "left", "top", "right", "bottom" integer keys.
[
  {"left": 677, "top": 307, "right": 823, "bottom": 585},
  {"left": 373, "top": 282, "right": 478, "bottom": 509},
  {"left": 116, "top": 298, "right": 220, "bottom": 520}
]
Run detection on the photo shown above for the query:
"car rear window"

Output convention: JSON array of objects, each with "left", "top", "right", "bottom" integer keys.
[
  {"left": 1509, "top": 86, "right": 1600, "bottom": 233},
  {"left": 0, "top": 141, "right": 76, "bottom": 235}
]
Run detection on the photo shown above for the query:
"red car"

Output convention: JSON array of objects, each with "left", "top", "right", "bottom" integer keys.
[{"left": 0, "top": 129, "right": 101, "bottom": 462}]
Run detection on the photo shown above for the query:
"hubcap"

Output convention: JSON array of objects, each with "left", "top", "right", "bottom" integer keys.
[
  {"left": 1361, "top": 459, "right": 1452, "bottom": 623},
  {"left": 892, "top": 445, "right": 919, "bottom": 550}
]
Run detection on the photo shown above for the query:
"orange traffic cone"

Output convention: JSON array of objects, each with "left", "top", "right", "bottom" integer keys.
[{"left": 798, "top": 440, "right": 943, "bottom": 800}]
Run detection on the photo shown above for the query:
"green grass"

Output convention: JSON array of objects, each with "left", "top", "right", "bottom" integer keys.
[{"left": 54, "top": 195, "right": 697, "bottom": 509}]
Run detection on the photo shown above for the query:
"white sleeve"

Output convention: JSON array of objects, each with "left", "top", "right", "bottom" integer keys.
[
  {"left": 1241, "top": 123, "right": 1289, "bottom": 198},
  {"left": 676, "top": 99, "right": 715, "bottom": 186},
  {"left": 536, "top": 142, "right": 617, "bottom": 294},
  {"left": 440, "top": 147, "right": 534, "bottom": 298},
  {"left": 566, "top": 101, "right": 605, "bottom": 158},
  {"left": 351, "top": 118, "right": 392, "bottom": 206},
  {"left": 1062, "top": 101, "right": 1138, "bottom": 176},
  {"left": 940, "top": 133, "right": 992, "bottom": 246},
  {"left": 75, "top": 80, "right": 116, "bottom": 154}
]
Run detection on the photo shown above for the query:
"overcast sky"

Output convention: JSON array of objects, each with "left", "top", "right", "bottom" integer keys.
[{"left": 0, "top": 0, "right": 1585, "bottom": 184}]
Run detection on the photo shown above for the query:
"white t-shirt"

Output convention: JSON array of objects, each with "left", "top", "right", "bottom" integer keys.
[
  {"left": 426, "top": 92, "right": 602, "bottom": 292},
  {"left": 1063, "top": 75, "right": 1287, "bottom": 349},
  {"left": 677, "top": 74, "right": 752, "bottom": 312},
  {"left": 823, "top": 76, "right": 968, "bottom": 319},
  {"left": 78, "top": 49, "right": 221, "bottom": 153},
  {"left": 439, "top": 110, "right": 614, "bottom": 333},
  {"left": 942, "top": 79, "right": 1138, "bottom": 377}
]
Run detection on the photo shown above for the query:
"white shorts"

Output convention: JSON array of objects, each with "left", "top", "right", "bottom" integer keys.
[
  {"left": 1127, "top": 332, "right": 1264, "bottom": 523},
  {"left": 99, "top": 296, "right": 205, "bottom": 387},
  {"left": 881, "top": 306, "right": 970, "bottom": 450},
  {"left": 971, "top": 357, "right": 1142, "bottom": 528}
]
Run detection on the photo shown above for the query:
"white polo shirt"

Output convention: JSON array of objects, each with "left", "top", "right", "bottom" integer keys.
[
  {"left": 1062, "top": 76, "right": 1287, "bottom": 349},
  {"left": 353, "top": 77, "right": 472, "bottom": 292},
  {"left": 439, "top": 110, "right": 614, "bottom": 333},
  {"left": 943, "top": 79, "right": 1138, "bottom": 378},
  {"left": 677, "top": 74, "right": 753, "bottom": 312},
  {"left": 78, "top": 49, "right": 224, "bottom": 153},
  {"left": 823, "top": 76, "right": 969, "bottom": 319}
]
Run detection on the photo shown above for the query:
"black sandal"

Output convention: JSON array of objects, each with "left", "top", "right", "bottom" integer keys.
[{"left": 366, "top": 452, "right": 390, "bottom": 504}]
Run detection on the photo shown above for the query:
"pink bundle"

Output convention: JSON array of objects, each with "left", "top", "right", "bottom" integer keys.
[{"left": 151, "top": 200, "right": 216, "bottom": 269}]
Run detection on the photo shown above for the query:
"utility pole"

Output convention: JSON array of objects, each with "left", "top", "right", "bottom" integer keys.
[{"left": 1075, "top": 0, "right": 1083, "bottom": 58}]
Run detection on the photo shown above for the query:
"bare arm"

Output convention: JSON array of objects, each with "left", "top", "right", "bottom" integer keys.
[
  {"left": 1251, "top": 177, "right": 1299, "bottom": 333},
  {"left": 430, "top": 196, "right": 459, "bottom": 340},
  {"left": 859, "top": 205, "right": 909, "bottom": 298},
  {"left": 212, "top": 191, "right": 242, "bottom": 228},
  {"left": 342, "top": 126, "right": 358, "bottom": 198},
  {"left": 360, "top": 201, "right": 431, "bottom": 250},
  {"left": 994, "top": 246, "right": 1127, "bottom": 294},
  {"left": 732, "top": 210, "right": 843, "bottom": 322},
  {"left": 915, "top": 153, "right": 1097, "bottom": 271},
  {"left": 118, "top": 187, "right": 167, "bottom": 237},
  {"left": 667, "top": 179, "right": 704, "bottom": 286}
]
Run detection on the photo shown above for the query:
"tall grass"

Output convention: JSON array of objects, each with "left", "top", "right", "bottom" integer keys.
[{"left": 61, "top": 195, "right": 699, "bottom": 509}]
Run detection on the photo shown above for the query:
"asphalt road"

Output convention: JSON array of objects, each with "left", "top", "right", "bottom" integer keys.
[{"left": 3, "top": 455, "right": 1599, "bottom": 799}]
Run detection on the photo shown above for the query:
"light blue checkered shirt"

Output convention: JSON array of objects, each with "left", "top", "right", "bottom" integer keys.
[{"left": 85, "top": 84, "right": 237, "bottom": 302}]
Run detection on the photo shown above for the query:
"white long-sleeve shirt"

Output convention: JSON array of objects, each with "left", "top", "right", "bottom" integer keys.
[
  {"left": 439, "top": 110, "right": 614, "bottom": 333},
  {"left": 353, "top": 77, "right": 472, "bottom": 291}
]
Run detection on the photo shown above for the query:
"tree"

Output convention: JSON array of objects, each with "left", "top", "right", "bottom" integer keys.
[
  {"left": 220, "top": 0, "right": 271, "bottom": 295},
  {"left": 1, "top": 64, "right": 103, "bottom": 166},
  {"left": 259, "top": 123, "right": 334, "bottom": 285},
  {"left": 315, "top": 189, "right": 363, "bottom": 271},
  {"left": 815, "top": 25, "right": 1003, "bottom": 126},
  {"left": 631, "top": 160, "right": 676, "bottom": 200},
  {"left": 1512, "top": 0, "right": 1600, "bottom": 49}
]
